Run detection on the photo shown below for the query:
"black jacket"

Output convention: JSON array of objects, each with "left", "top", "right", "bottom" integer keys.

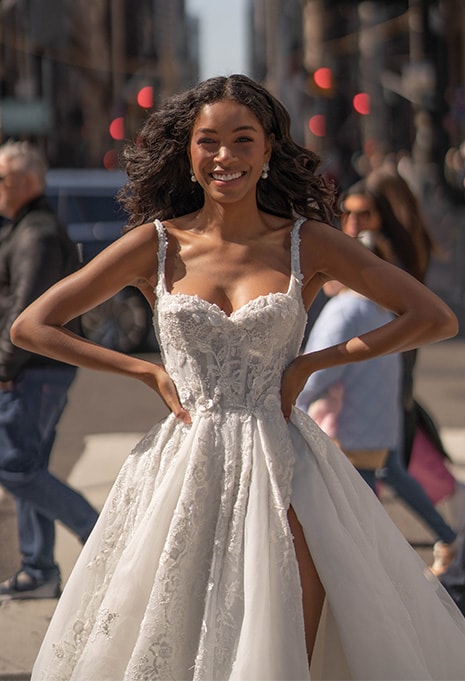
[{"left": 0, "top": 196, "right": 81, "bottom": 381}]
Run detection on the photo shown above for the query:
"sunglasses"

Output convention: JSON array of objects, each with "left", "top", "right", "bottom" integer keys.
[{"left": 341, "top": 208, "right": 372, "bottom": 220}]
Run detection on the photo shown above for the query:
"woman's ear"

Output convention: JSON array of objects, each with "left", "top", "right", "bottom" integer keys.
[{"left": 265, "top": 133, "right": 275, "bottom": 161}]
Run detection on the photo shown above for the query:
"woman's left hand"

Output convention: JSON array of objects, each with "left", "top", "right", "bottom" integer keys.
[{"left": 280, "top": 355, "right": 310, "bottom": 421}]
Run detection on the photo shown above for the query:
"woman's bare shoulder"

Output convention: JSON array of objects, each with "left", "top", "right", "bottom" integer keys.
[
  {"left": 122, "top": 220, "right": 159, "bottom": 243},
  {"left": 299, "top": 217, "right": 341, "bottom": 238},
  {"left": 111, "top": 221, "right": 165, "bottom": 262},
  {"left": 92, "top": 221, "right": 160, "bottom": 279},
  {"left": 298, "top": 218, "right": 374, "bottom": 287},
  {"left": 299, "top": 219, "right": 348, "bottom": 257}
]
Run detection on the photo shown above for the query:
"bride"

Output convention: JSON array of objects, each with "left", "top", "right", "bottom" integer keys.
[{"left": 11, "top": 74, "right": 465, "bottom": 680}]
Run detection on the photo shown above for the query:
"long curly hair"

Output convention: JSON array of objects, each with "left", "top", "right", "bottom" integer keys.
[{"left": 119, "top": 74, "right": 336, "bottom": 228}]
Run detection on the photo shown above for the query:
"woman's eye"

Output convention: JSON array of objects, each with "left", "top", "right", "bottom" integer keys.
[
  {"left": 236, "top": 136, "right": 253, "bottom": 143},
  {"left": 198, "top": 138, "right": 216, "bottom": 145}
]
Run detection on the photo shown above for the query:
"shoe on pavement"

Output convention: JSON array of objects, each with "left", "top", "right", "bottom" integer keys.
[
  {"left": 430, "top": 540, "right": 457, "bottom": 577},
  {"left": 0, "top": 570, "right": 61, "bottom": 601}
]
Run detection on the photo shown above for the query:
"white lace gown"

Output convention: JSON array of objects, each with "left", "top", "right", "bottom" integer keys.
[{"left": 32, "top": 219, "right": 465, "bottom": 681}]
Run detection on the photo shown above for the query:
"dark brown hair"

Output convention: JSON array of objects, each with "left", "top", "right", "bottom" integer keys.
[
  {"left": 341, "top": 179, "right": 422, "bottom": 280},
  {"left": 365, "top": 168, "right": 436, "bottom": 282},
  {"left": 119, "top": 74, "right": 336, "bottom": 228}
]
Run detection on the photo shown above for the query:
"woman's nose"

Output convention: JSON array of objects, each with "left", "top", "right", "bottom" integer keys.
[{"left": 214, "top": 145, "right": 234, "bottom": 162}]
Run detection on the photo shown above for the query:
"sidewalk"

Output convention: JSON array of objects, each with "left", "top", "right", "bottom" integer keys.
[
  {"left": 0, "top": 432, "right": 142, "bottom": 681},
  {"left": 1, "top": 427, "right": 465, "bottom": 680}
]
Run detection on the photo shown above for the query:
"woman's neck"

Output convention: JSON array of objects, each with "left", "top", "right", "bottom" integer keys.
[{"left": 191, "top": 199, "right": 267, "bottom": 240}]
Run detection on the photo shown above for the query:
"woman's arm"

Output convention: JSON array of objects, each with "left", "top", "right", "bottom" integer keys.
[
  {"left": 302, "top": 222, "right": 457, "bottom": 353},
  {"left": 281, "top": 221, "right": 458, "bottom": 420},
  {"left": 10, "top": 222, "right": 191, "bottom": 423}
]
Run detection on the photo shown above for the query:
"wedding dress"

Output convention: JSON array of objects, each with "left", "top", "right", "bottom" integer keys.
[{"left": 32, "top": 218, "right": 465, "bottom": 681}]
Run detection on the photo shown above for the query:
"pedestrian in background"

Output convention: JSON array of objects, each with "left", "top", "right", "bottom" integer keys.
[
  {"left": 297, "top": 233, "right": 402, "bottom": 494},
  {"left": 364, "top": 167, "right": 440, "bottom": 465},
  {"left": 363, "top": 168, "right": 465, "bottom": 617},
  {"left": 0, "top": 141, "right": 98, "bottom": 601},
  {"left": 340, "top": 176, "right": 459, "bottom": 575}
]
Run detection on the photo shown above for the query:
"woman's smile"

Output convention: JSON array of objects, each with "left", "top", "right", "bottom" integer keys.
[{"left": 210, "top": 170, "right": 246, "bottom": 183}]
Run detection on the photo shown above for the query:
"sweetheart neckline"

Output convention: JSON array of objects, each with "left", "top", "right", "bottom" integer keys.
[
  {"left": 154, "top": 217, "right": 306, "bottom": 320},
  {"left": 163, "top": 283, "right": 304, "bottom": 320}
]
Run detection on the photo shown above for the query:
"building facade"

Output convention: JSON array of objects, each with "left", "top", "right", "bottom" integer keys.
[
  {"left": 0, "top": 0, "right": 199, "bottom": 167},
  {"left": 247, "top": 0, "right": 465, "bottom": 198}
]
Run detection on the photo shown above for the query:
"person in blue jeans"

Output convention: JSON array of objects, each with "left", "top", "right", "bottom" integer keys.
[
  {"left": 378, "top": 447, "right": 457, "bottom": 544},
  {"left": 340, "top": 177, "right": 458, "bottom": 575},
  {"left": 0, "top": 141, "right": 98, "bottom": 600}
]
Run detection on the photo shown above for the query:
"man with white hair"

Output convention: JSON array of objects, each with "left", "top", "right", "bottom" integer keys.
[{"left": 0, "top": 141, "right": 98, "bottom": 600}]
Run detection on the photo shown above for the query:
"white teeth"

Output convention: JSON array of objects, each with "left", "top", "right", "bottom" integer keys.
[{"left": 211, "top": 172, "right": 243, "bottom": 181}]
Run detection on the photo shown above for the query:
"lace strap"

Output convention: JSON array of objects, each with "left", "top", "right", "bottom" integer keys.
[
  {"left": 290, "top": 216, "right": 305, "bottom": 282},
  {"left": 154, "top": 219, "right": 168, "bottom": 295}
]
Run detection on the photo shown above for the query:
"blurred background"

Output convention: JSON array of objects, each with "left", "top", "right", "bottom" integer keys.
[
  {"left": 2, "top": 0, "right": 465, "bottom": 347},
  {"left": 2, "top": 0, "right": 464, "bottom": 193}
]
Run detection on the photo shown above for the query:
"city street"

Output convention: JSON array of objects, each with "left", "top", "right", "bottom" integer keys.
[{"left": 2, "top": 2, "right": 465, "bottom": 679}]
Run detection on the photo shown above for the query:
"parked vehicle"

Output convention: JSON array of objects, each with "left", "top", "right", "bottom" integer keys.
[{"left": 46, "top": 169, "right": 157, "bottom": 353}]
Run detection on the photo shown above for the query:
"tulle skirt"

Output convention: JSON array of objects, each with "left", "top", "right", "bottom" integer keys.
[{"left": 31, "top": 408, "right": 465, "bottom": 680}]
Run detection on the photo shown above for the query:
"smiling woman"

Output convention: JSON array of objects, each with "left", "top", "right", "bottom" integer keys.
[{"left": 10, "top": 75, "right": 465, "bottom": 681}]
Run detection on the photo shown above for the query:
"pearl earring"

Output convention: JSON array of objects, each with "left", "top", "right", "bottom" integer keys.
[
  {"left": 261, "top": 162, "right": 269, "bottom": 179},
  {"left": 190, "top": 169, "right": 197, "bottom": 183}
]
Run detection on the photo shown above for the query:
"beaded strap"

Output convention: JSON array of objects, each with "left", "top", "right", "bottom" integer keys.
[
  {"left": 154, "top": 219, "right": 168, "bottom": 296},
  {"left": 290, "top": 216, "right": 305, "bottom": 283}
]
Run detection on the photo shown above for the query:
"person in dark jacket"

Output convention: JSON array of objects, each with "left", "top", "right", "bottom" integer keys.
[{"left": 0, "top": 141, "right": 98, "bottom": 600}]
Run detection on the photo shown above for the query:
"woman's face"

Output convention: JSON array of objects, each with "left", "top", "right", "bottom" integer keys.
[
  {"left": 340, "top": 193, "right": 381, "bottom": 237},
  {"left": 188, "top": 99, "right": 271, "bottom": 205}
]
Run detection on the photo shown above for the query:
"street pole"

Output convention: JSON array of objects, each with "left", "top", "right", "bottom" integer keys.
[
  {"left": 408, "top": 0, "right": 437, "bottom": 196},
  {"left": 264, "top": 0, "right": 284, "bottom": 98},
  {"left": 111, "top": 0, "right": 126, "bottom": 108},
  {"left": 357, "top": 1, "right": 388, "bottom": 158}
]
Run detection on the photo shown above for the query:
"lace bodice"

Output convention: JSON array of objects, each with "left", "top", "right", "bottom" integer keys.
[{"left": 153, "top": 218, "right": 307, "bottom": 418}]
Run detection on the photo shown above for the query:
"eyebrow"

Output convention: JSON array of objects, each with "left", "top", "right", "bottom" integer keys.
[{"left": 194, "top": 125, "right": 258, "bottom": 135}]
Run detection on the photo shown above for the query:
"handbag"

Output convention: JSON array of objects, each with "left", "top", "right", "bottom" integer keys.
[{"left": 407, "top": 425, "right": 456, "bottom": 504}]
